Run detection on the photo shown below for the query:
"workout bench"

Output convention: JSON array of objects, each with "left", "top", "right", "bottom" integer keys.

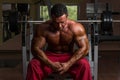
[{"left": 44, "top": 73, "right": 72, "bottom": 80}]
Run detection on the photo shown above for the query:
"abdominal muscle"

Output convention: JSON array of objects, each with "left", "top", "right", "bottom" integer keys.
[{"left": 46, "top": 44, "right": 73, "bottom": 53}]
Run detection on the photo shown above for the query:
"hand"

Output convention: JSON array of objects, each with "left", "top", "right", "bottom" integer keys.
[
  {"left": 58, "top": 62, "right": 71, "bottom": 74},
  {"left": 50, "top": 62, "right": 63, "bottom": 72}
]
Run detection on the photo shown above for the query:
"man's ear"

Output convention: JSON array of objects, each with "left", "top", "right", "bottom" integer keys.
[
  {"left": 51, "top": 15, "right": 56, "bottom": 19},
  {"left": 66, "top": 14, "right": 68, "bottom": 17}
]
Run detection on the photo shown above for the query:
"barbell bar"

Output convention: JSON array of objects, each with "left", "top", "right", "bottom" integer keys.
[{"left": 0, "top": 19, "right": 120, "bottom": 23}]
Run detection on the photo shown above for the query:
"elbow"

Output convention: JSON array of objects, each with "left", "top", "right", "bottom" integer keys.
[
  {"left": 85, "top": 49, "right": 89, "bottom": 56},
  {"left": 83, "top": 45, "right": 89, "bottom": 56},
  {"left": 31, "top": 47, "right": 36, "bottom": 57},
  {"left": 83, "top": 49, "right": 88, "bottom": 56},
  {"left": 31, "top": 46, "right": 40, "bottom": 57}
]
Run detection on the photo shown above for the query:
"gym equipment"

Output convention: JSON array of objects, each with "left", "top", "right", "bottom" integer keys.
[
  {"left": 17, "top": 3, "right": 28, "bottom": 15},
  {"left": 8, "top": 11, "right": 18, "bottom": 33},
  {"left": 1, "top": 9, "right": 120, "bottom": 27},
  {"left": 101, "top": 3, "right": 113, "bottom": 35},
  {"left": 7, "top": 15, "right": 120, "bottom": 24}
]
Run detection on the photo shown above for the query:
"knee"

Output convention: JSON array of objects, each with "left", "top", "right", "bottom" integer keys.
[
  {"left": 28, "top": 58, "right": 41, "bottom": 68},
  {"left": 77, "top": 58, "right": 90, "bottom": 69}
]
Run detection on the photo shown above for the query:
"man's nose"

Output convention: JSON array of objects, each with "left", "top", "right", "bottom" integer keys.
[{"left": 58, "top": 23, "right": 62, "bottom": 27}]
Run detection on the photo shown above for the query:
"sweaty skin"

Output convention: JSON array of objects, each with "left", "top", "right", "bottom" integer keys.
[{"left": 31, "top": 14, "right": 89, "bottom": 74}]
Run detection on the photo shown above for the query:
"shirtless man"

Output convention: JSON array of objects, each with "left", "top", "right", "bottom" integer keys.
[{"left": 26, "top": 3, "right": 92, "bottom": 80}]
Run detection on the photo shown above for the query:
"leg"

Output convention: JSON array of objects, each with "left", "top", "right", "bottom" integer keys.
[
  {"left": 56, "top": 53, "right": 92, "bottom": 80},
  {"left": 26, "top": 58, "right": 53, "bottom": 80},
  {"left": 68, "top": 58, "right": 92, "bottom": 80},
  {"left": 26, "top": 52, "right": 61, "bottom": 80}
]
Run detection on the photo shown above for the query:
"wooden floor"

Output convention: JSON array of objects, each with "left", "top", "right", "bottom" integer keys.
[
  {"left": 98, "top": 51, "right": 120, "bottom": 80},
  {"left": 0, "top": 51, "right": 120, "bottom": 80},
  {"left": 0, "top": 64, "right": 22, "bottom": 80}
]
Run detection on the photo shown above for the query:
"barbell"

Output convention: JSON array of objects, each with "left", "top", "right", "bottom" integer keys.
[
  {"left": 1, "top": 10, "right": 120, "bottom": 23},
  {"left": 0, "top": 10, "right": 120, "bottom": 33},
  {"left": 1, "top": 19, "right": 120, "bottom": 23},
  {"left": 1, "top": 11, "right": 120, "bottom": 23}
]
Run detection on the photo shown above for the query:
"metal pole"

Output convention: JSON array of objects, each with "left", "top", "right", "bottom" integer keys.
[
  {"left": 29, "top": 18, "right": 33, "bottom": 60},
  {"left": 22, "top": 15, "right": 27, "bottom": 80},
  {"left": 93, "top": 0, "right": 99, "bottom": 78},
  {"left": 87, "top": 24, "right": 94, "bottom": 77},
  {"left": 93, "top": 22, "right": 99, "bottom": 80}
]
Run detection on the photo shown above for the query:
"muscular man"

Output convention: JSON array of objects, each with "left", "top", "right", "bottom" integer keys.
[{"left": 26, "top": 3, "right": 92, "bottom": 80}]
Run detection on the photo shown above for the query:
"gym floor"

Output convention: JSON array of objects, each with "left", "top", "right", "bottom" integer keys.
[
  {"left": 98, "top": 51, "right": 120, "bottom": 80},
  {"left": 0, "top": 51, "right": 120, "bottom": 80},
  {"left": 0, "top": 51, "right": 22, "bottom": 80}
]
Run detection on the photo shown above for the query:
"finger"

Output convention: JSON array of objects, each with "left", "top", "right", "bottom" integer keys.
[
  {"left": 58, "top": 67, "right": 63, "bottom": 71},
  {"left": 59, "top": 62, "right": 64, "bottom": 67},
  {"left": 59, "top": 70, "right": 65, "bottom": 75},
  {"left": 56, "top": 62, "right": 62, "bottom": 68}
]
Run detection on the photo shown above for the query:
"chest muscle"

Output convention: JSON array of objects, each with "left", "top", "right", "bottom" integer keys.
[{"left": 46, "top": 30, "right": 73, "bottom": 45}]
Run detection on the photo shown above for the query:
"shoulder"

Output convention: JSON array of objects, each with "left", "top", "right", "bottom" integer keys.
[{"left": 68, "top": 20, "right": 86, "bottom": 36}]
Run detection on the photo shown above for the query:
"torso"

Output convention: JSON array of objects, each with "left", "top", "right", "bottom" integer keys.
[{"left": 43, "top": 20, "right": 75, "bottom": 53}]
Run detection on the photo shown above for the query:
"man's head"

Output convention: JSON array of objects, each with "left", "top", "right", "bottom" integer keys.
[
  {"left": 51, "top": 3, "right": 68, "bottom": 17},
  {"left": 50, "top": 3, "right": 68, "bottom": 30}
]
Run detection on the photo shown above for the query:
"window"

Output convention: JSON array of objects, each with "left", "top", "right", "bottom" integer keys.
[
  {"left": 67, "top": 5, "right": 77, "bottom": 20},
  {"left": 40, "top": 6, "right": 49, "bottom": 20}
]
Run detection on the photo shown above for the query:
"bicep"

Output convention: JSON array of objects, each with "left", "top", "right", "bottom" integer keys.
[
  {"left": 31, "top": 36, "right": 46, "bottom": 49},
  {"left": 74, "top": 24, "right": 89, "bottom": 50},
  {"left": 32, "top": 24, "right": 46, "bottom": 49},
  {"left": 75, "top": 35, "right": 88, "bottom": 48}
]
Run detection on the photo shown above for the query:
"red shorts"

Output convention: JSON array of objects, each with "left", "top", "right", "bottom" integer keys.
[{"left": 26, "top": 51, "right": 92, "bottom": 80}]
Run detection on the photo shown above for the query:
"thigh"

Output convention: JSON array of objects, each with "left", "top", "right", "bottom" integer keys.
[
  {"left": 28, "top": 58, "right": 53, "bottom": 77},
  {"left": 67, "top": 58, "right": 90, "bottom": 77}
]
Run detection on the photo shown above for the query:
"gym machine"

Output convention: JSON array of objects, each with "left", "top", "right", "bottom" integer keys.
[{"left": 87, "top": 3, "right": 120, "bottom": 80}]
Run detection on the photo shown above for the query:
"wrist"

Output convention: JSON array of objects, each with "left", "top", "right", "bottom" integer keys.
[
  {"left": 67, "top": 61, "right": 73, "bottom": 67},
  {"left": 47, "top": 60, "right": 54, "bottom": 67}
]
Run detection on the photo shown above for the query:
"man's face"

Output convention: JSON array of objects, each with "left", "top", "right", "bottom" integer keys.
[{"left": 51, "top": 14, "right": 68, "bottom": 30}]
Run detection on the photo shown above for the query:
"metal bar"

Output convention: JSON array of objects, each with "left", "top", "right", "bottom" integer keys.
[
  {"left": 0, "top": 20, "right": 103, "bottom": 23},
  {"left": 77, "top": 20, "right": 101, "bottom": 23},
  {"left": 0, "top": 20, "right": 117, "bottom": 23},
  {"left": 0, "top": 20, "right": 120, "bottom": 23}
]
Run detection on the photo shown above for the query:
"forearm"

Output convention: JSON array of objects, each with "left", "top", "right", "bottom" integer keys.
[
  {"left": 32, "top": 48, "right": 53, "bottom": 66},
  {"left": 67, "top": 48, "right": 88, "bottom": 66},
  {"left": 33, "top": 49, "right": 63, "bottom": 71}
]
